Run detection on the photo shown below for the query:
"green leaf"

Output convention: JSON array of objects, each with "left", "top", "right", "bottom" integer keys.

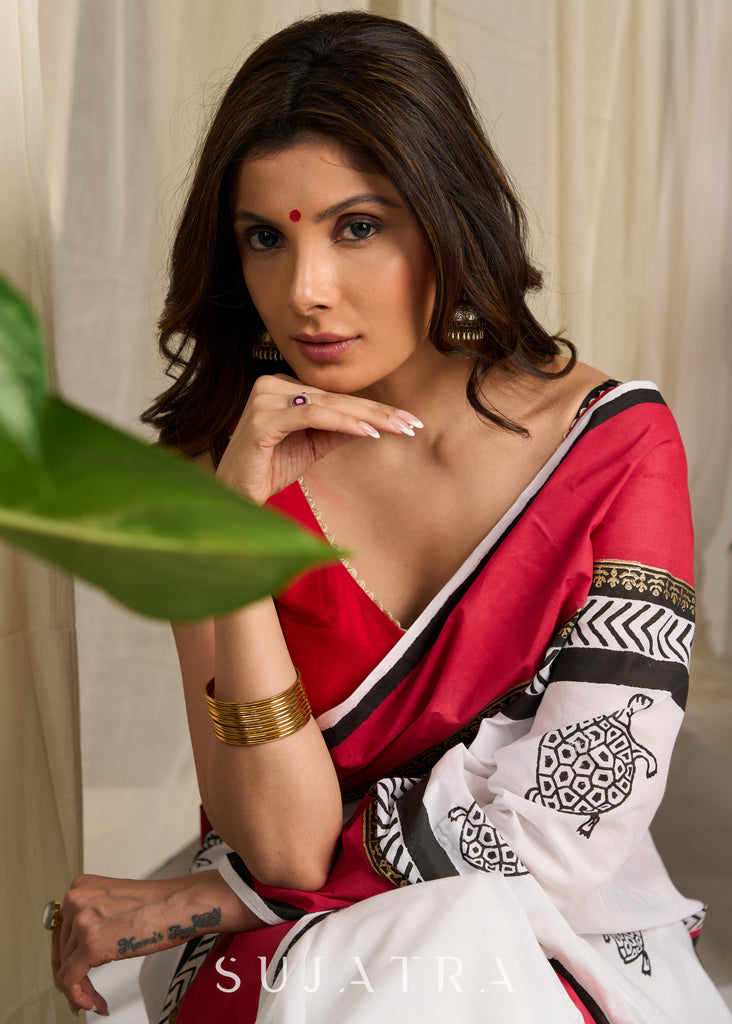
[
  {"left": 0, "top": 276, "right": 48, "bottom": 458},
  {"left": 0, "top": 397, "right": 334, "bottom": 619}
]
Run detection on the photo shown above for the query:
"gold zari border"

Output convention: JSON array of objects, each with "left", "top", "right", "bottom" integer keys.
[
  {"left": 362, "top": 796, "right": 410, "bottom": 888},
  {"left": 591, "top": 559, "right": 695, "bottom": 615}
]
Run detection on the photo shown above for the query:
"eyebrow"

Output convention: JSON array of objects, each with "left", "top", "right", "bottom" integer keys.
[{"left": 232, "top": 193, "right": 401, "bottom": 225}]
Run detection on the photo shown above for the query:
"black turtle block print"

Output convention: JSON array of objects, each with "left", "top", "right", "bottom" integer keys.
[
  {"left": 603, "top": 931, "right": 652, "bottom": 976},
  {"left": 525, "top": 694, "right": 657, "bottom": 837},
  {"left": 448, "top": 801, "right": 529, "bottom": 875}
]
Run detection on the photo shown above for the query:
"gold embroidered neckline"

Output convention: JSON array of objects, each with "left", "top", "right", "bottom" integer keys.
[
  {"left": 297, "top": 477, "right": 404, "bottom": 631},
  {"left": 562, "top": 380, "right": 619, "bottom": 440}
]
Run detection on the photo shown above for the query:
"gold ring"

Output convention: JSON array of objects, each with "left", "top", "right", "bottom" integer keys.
[{"left": 42, "top": 899, "right": 63, "bottom": 931}]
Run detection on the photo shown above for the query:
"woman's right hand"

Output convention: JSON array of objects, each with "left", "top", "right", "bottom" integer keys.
[
  {"left": 216, "top": 374, "right": 422, "bottom": 505},
  {"left": 52, "top": 869, "right": 260, "bottom": 1017}
]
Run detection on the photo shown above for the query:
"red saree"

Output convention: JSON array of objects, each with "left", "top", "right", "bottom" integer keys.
[{"left": 158, "top": 382, "right": 729, "bottom": 1024}]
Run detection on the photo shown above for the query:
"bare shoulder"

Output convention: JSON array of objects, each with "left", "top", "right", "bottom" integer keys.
[
  {"left": 560, "top": 359, "right": 614, "bottom": 402},
  {"left": 530, "top": 359, "right": 614, "bottom": 434}
]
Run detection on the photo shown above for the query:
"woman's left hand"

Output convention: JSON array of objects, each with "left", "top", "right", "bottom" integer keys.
[{"left": 51, "top": 869, "right": 260, "bottom": 1016}]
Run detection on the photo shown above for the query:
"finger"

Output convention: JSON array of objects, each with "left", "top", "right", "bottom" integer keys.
[
  {"left": 53, "top": 912, "right": 72, "bottom": 985},
  {"left": 246, "top": 402, "right": 390, "bottom": 444},
  {"left": 57, "top": 941, "right": 109, "bottom": 1015},
  {"left": 56, "top": 899, "right": 75, "bottom": 978},
  {"left": 246, "top": 391, "right": 423, "bottom": 440},
  {"left": 281, "top": 400, "right": 422, "bottom": 439},
  {"left": 294, "top": 394, "right": 423, "bottom": 435},
  {"left": 70, "top": 972, "right": 109, "bottom": 1016},
  {"left": 252, "top": 373, "right": 424, "bottom": 428},
  {"left": 51, "top": 926, "right": 62, "bottom": 990}
]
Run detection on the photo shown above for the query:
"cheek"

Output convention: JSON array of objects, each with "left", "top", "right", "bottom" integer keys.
[
  {"left": 241, "top": 264, "right": 278, "bottom": 317},
  {"left": 375, "top": 241, "right": 435, "bottom": 320},
  {"left": 392, "top": 262, "right": 435, "bottom": 325}
]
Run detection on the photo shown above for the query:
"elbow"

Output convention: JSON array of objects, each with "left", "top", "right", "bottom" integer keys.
[
  {"left": 256, "top": 860, "right": 332, "bottom": 893},
  {"left": 243, "top": 841, "right": 336, "bottom": 892},
  {"left": 213, "top": 820, "right": 338, "bottom": 892}
]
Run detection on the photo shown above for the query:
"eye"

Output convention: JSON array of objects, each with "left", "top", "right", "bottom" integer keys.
[
  {"left": 245, "top": 228, "right": 282, "bottom": 252},
  {"left": 338, "top": 219, "right": 379, "bottom": 242}
]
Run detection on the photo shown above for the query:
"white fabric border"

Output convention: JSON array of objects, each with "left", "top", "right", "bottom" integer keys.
[{"left": 217, "top": 854, "right": 288, "bottom": 927}]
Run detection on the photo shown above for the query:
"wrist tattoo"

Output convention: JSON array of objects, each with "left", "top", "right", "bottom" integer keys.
[
  {"left": 168, "top": 906, "right": 223, "bottom": 941},
  {"left": 117, "top": 932, "right": 163, "bottom": 955},
  {"left": 116, "top": 907, "right": 222, "bottom": 956}
]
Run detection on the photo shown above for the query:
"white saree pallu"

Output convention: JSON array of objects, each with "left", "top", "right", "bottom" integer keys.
[
  {"left": 256, "top": 874, "right": 585, "bottom": 1024},
  {"left": 255, "top": 874, "right": 728, "bottom": 1024}
]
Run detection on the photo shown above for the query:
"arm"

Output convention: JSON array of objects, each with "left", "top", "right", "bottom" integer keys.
[
  {"left": 173, "top": 598, "right": 344, "bottom": 892},
  {"left": 173, "top": 374, "right": 422, "bottom": 890},
  {"left": 53, "top": 376, "right": 421, "bottom": 1015}
]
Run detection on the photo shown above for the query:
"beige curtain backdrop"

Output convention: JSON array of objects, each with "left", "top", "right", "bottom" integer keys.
[
  {"left": 0, "top": 3, "right": 82, "bottom": 1023},
  {"left": 3, "top": 1, "right": 730, "bottom": 1020}
]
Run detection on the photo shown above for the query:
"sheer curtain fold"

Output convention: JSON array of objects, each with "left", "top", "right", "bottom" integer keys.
[{"left": 1, "top": 3, "right": 81, "bottom": 1022}]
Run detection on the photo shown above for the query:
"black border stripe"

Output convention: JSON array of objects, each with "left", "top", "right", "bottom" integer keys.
[
  {"left": 270, "top": 910, "right": 337, "bottom": 985},
  {"left": 226, "top": 852, "right": 306, "bottom": 921},
  {"left": 582, "top": 386, "right": 666, "bottom": 435},
  {"left": 340, "top": 681, "right": 530, "bottom": 802},
  {"left": 549, "top": 959, "right": 612, "bottom": 1024},
  {"left": 551, "top": 647, "right": 688, "bottom": 708},
  {"left": 226, "top": 851, "right": 253, "bottom": 885},
  {"left": 322, "top": 385, "right": 663, "bottom": 749},
  {"left": 396, "top": 776, "right": 458, "bottom": 881}
]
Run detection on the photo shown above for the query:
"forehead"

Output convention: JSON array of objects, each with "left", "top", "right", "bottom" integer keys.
[{"left": 232, "top": 140, "right": 400, "bottom": 211}]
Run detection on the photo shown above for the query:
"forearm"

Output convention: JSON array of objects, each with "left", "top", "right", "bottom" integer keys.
[{"left": 205, "top": 596, "right": 343, "bottom": 890}]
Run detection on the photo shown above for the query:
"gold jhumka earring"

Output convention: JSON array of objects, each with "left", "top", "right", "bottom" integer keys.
[
  {"left": 445, "top": 304, "right": 486, "bottom": 343},
  {"left": 252, "top": 330, "right": 284, "bottom": 361}
]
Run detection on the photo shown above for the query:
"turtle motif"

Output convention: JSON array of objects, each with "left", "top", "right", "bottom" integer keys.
[
  {"left": 448, "top": 801, "right": 528, "bottom": 876},
  {"left": 524, "top": 694, "right": 657, "bottom": 837},
  {"left": 603, "top": 931, "right": 651, "bottom": 976}
]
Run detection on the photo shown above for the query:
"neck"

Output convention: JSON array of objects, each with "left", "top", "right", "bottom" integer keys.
[{"left": 355, "top": 346, "right": 479, "bottom": 443}]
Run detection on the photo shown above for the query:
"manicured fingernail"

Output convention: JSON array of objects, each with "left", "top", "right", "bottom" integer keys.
[
  {"left": 396, "top": 410, "right": 424, "bottom": 429},
  {"left": 389, "top": 416, "right": 415, "bottom": 436},
  {"left": 357, "top": 421, "right": 380, "bottom": 438}
]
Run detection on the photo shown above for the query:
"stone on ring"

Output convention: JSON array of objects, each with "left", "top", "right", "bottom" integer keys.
[
  {"left": 42, "top": 898, "right": 63, "bottom": 931},
  {"left": 289, "top": 392, "right": 311, "bottom": 407}
]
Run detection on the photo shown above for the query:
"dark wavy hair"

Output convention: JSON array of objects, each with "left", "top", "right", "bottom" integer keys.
[{"left": 142, "top": 11, "right": 574, "bottom": 460}]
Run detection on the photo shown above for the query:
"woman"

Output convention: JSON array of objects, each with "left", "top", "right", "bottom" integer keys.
[{"left": 50, "top": 12, "right": 731, "bottom": 1023}]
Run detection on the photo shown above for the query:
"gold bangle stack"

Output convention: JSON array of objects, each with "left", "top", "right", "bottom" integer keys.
[{"left": 204, "top": 671, "right": 311, "bottom": 745}]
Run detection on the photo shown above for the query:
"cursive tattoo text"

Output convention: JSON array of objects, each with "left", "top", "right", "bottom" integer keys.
[
  {"left": 168, "top": 907, "right": 223, "bottom": 941},
  {"left": 117, "top": 932, "right": 163, "bottom": 955},
  {"left": 116, "top": 907, "right": 222, "bottom": 956}
]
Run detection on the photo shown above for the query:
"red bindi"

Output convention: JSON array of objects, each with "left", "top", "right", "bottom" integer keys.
[{"left": 289, "top": 209, "right": 301, "bottom": 222}]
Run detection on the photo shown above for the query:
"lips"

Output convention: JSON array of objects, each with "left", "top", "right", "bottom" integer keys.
[{"left": 293, "top": 333, "right": 359, "bottom": 362}]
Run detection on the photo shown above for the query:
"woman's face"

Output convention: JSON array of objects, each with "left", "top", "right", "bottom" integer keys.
[{"left": 231, "top": 139, "right": 436, "bottom": 394}]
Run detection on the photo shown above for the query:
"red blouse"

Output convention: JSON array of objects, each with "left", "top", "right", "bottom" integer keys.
[{"left": 266, "top": 481, "right": 402, "bottom": 719}]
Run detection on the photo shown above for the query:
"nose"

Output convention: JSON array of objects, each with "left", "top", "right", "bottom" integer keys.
[{"left": 287, "top": 241, "right": 337, "bottom": 315}]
